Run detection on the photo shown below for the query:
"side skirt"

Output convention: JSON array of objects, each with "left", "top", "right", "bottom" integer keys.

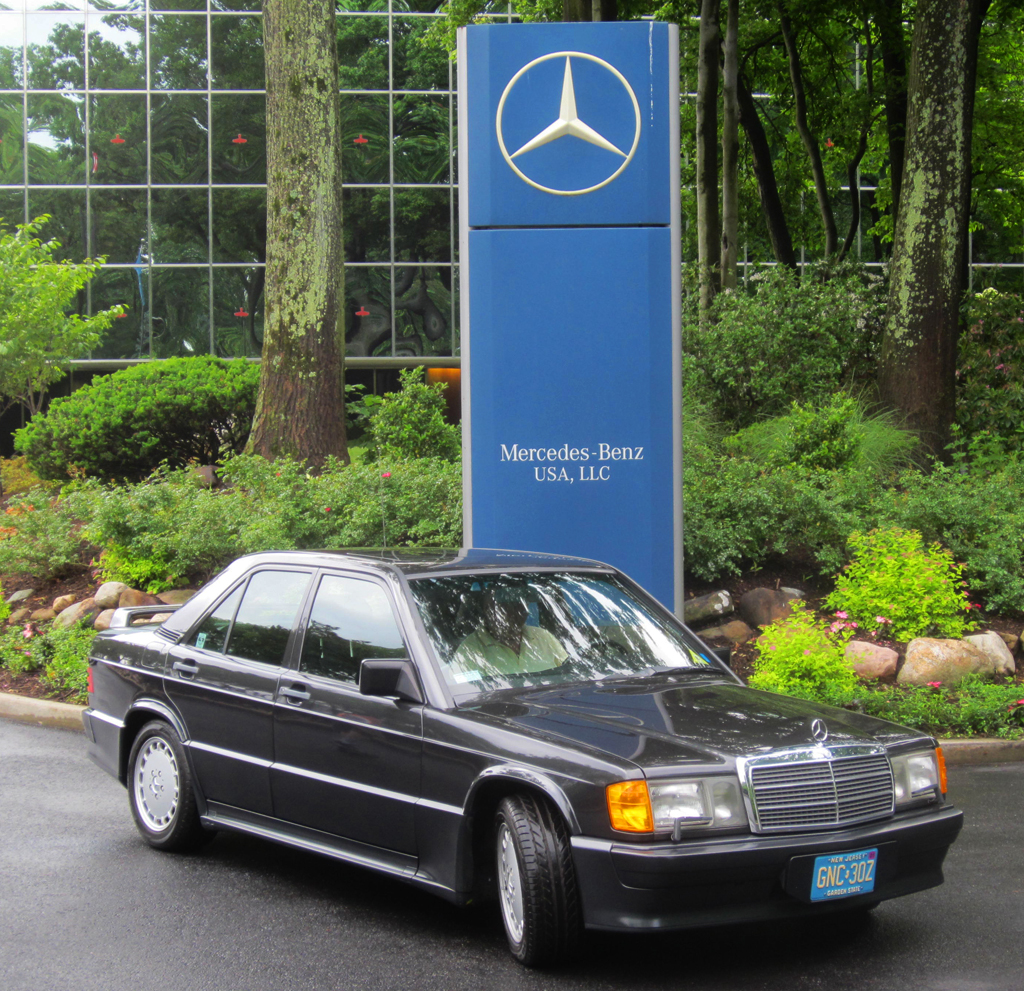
[{"left": 201, "top": 803, "right": 468, "bottom": 905}]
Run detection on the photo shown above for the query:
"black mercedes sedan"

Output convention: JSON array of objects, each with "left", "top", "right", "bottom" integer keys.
[{"left": 82, "top": 549, "right": 963, "bottom": 967}]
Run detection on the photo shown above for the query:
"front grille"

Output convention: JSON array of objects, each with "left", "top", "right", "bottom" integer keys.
[{"left": 749, "top": 752, "right": 894, "bottom": 833}]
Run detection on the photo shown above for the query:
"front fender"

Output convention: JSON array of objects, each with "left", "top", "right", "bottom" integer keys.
[{"left": 466, "top": 764, "right": 582, "bottom": 835}]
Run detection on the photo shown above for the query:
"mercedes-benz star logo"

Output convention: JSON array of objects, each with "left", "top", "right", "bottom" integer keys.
[
  {"left": 811, "top": 718, "right": 829, "bottom": 744},
  {"left": 496, "top": 51, "right": 641, "bottom": 196}
]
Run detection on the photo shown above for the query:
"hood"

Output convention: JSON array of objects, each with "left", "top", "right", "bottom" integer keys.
[{"left": 464, "top": 675, "right": 924, "bottom": 770}]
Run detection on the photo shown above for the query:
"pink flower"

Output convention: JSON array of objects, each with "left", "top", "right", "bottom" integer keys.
[
  {"left": 21, "top": 624, "right": 34, "bottom": 640},
  {"left": 324, "top": 507, "right": 332, "bottom": 512},
  {"left": 803, "top": 650, "right": 811, "bottom": 656},
  {"left": 875, "top": 616, "right": 890, "bottom": 625},
  {"left": 381, "top": 472, "right": 391, "bottom": 479},
  {"left": 835, "top": 611, "right": 848, "bottom": 620},
  {"left": 927, "top": 681, "right": 942, "bottom": 688}
]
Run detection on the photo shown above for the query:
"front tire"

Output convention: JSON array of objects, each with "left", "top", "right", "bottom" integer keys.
[
  {"left": 495, "top": 794, "right": 581, "bottom": 967},
  {"left": 127, "top": 720, "right": 210, "bottom": 852}
]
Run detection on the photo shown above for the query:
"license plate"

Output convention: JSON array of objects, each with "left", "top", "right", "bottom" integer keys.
[{"left": 810, "top": 847, "right": 878, "bottom": 902}]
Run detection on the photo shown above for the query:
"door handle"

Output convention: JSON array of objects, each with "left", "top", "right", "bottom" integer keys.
[
  {"left": 280, "top": 684, "right": 311, "bottom": 703},
  {"left": 172, "top": 659, "right": 199, "bottom": 677}
]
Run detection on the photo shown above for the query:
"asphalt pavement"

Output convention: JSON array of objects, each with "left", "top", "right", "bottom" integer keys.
[{"left": 1, "top": 718, "right": 1022, "bottom": 991}]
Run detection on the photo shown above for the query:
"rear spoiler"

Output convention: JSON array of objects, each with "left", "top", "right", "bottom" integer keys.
[{"left": 107, "top": 603, "right": 183, "bottom": 630}]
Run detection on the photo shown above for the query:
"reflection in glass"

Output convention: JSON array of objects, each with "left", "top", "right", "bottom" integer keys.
[
  {"left": 26, "top": 92, "right": 86, "bottom": 184},
  {"left": 212, "top": 93, "right": 264, "bottom": 183},
  {"left": 89, "top": 187, "right": 146, "bottom": 263},
  {"left": 151, "top": 187, "right": 207, "bottom": 262},
  {"left": 213, "top": 265, "right": 264, "bottom": 359},
  {"left": 27, "top": 187, "right": 86, "bottom": 260},
  {"left": 344, "top": 265, "right": 392, "bottom": 357},
  {"left": 150, "top": 265, "right": 210, "bottom": 357},
  {"left": 90, "top": 93, "right": 146, "bottom": 184},
  {"left": 392, "top": 94, "right": 449, "bottom": 184},
  {"left": 149, "top": 14, "right": 207, "bottom": 90},
  {"left": 150, "top": 93, "right": 208, "bottom": 183},
  {"left": 87, "top": 11, "right": 145, "bottom": 90},
  {"left": 341, "top": 93, "right": 388, "bottom": 184},
  {"left": 26, "top": 13, "right": 85, "bottom": 91},
  {"left": 0, "top": 14, "right": 25, "bottom": 89},
  {"left": 343, "top": 185, "right": 389, "bottom": 263},
  {"left": 0, "top": 94, "right": 25, "bottom": 185},
  {"left": 227, "top": 571, "right": 311, "bottom": 667},
  {"left": 210, "top": 14, "right": 262, "bottom": 90},
  {"left": 89, "top": 266, "right": 145, "bottom": 360},
  {"left": 395, "top": 187, "right": 450, "bottom": 262},
  {"left": 188, "top": 584, "right": 243, "bottom": 654},
  {"left": 149, "top": 1, "right": 204, "bottom": 12},
  {"left": 212, "top": 186, "right": 265, "bottom": 263},
  {"left": 392, "top": 17, "right": 450, "bottom": 92},
  {"left": 337, "top": 15, "right": 388, "bottom": 91}
]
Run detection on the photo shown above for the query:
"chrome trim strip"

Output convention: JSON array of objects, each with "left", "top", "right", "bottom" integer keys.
[
  {"left": 416, "top": 797, "right": 464, "bottom": 817},
  {"left": 88, "top": 709, "right": 125, "bottom": 730},
  {"left": 272, "top": 761, "right": 418, "bottom": 806},
  {"left": 188, "top": 740, "right": 273, "bottom": 769}
]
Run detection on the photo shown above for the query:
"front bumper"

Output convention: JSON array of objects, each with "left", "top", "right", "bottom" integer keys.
[{"left": 571, "top": 804, "right": 963, "bottom": 931}]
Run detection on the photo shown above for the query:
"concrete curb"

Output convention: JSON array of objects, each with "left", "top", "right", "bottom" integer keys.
[
  {"left": 2, "top": 691, "right": 1024, "bottom": 763},
  {"left": 0, "top": 691, "right": 85, "bottom": 732}
]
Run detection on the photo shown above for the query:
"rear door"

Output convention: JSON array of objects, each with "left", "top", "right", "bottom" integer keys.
[
  {"left": 271, "top": 571, "right": 422, "bottom": 855},
  {"left": 166, "top": 568, "right": 313, "bottom": 816}
]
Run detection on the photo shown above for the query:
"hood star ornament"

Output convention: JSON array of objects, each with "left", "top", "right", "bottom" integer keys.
[
  {"left": 509, "top": 58, "right": 627, "bottom": 161},
  {"left": 495, "top": 50, "right": 642, "bottom": 196}
]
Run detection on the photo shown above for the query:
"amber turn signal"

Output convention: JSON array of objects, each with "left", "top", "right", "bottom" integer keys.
[
  {"left": 935, "top": 746, "right": 947, "bottom": 795},
  {"left": 606, "top": 780, "right": 653, "bottom": 832}
]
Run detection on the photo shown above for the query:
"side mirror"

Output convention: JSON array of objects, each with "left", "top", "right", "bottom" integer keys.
[{"left": 359, "top": 658, "right": 424, "bottom": 704}]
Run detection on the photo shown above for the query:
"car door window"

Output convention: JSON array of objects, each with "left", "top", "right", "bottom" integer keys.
[
  {"left": 187, "top": 584, "right": 244, "bottom": 653},
  {"left": 299, "top": 575, "right": 407, "bottom": 684},
  {"left": 224, "top": 571, "right": 312, "bottom": 666}
]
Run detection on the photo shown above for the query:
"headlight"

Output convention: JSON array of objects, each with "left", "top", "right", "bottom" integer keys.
[
  {"left": 607, "top": 777, "right": 747, "bottom": 835},
  {"left": 891, "top": 748, "right": 945, "bottom": 807}
]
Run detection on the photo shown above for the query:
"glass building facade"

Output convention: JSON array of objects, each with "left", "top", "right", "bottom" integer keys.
[{"left": 0, "top": 1, "right": 502, "bottom": 365}]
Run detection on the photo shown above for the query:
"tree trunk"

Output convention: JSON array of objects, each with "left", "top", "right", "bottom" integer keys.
[
  {"left": 737, "top": 74, "right": 797, "bottom": 270},
  {"left": 697, "top": 0, "right": 721, "bottom": 323},
  {"left": 878, "top": 0, "right": 986, "bottom": 460},
  {"left": 873, "top": 0, "right": 909, "bottom": 227},
  {"left": 778, "top": 3, "right": 837, "bottom": 258},
  {"left": 248, "top": 0, "right": 348, "bottom": 469},
  {"left": 720, "top": 0, "right": 739, "bottom": 290}
]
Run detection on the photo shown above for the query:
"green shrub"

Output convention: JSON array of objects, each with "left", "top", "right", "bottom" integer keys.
[
  {"left": 39, "top": 622, "right": 96, "bottom": 700},
  {"left": 0, "top": 485, "right": 98, "bottom": 578},
  {"left": 0, "top": 585, "right": 8, "bottom": 624},
  {"left": 15, "top": 356, "right": 259, "bottom": 481},
  {"left": 956, "top": 288, "right": 1024, "bottom": 453},
  {"left": 683, "top": 264, "right": 885, "bottom": 427},
  {"left": 749, "top": 601, "right": 858, "bottom": 696},
  {"left": 0, "top": 624, "right": 39, "bottom": 674},
  {"left": 0, "top": 456, "right": 47, "bottom": 497},
  {"left": 826, "top": 528, "right": 974, "bottom": 641},
  {"left": 368, "top": 367, "right": 460, "bottom": 461}
]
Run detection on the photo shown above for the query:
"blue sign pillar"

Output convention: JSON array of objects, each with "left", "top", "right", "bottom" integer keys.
[{"left": 458, "top": 22, "right": 682, "bottom": 613}]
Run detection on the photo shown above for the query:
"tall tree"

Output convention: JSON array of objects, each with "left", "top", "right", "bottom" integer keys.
[
  {"left": 247, "top": 0, "right": 349, "bottom": 468},
  {"left": 879, "top": 0, "right": 989, "bottom": 458},
  {"left": 697, "top": 0, "right": 721, "bottom": 322},
  {"left": 720, "top": 0, "right": 740, "bottom": 289}
]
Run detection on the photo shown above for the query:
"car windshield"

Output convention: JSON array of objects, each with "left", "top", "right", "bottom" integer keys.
[{"left": 408, "top": 571, "right": 717, "bottom": 699}]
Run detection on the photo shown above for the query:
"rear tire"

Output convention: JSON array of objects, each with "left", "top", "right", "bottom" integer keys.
[
  {"left": 127, "top": 720, "right": 210, "bottom": 852},
  {"left": 495, "top": 793, "right": 581, "bottom": 967}
]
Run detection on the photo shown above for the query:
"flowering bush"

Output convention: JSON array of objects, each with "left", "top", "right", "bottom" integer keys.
[
  {"left": 825, "top": 528, "right": 974, "bottom": 641},
  {"left": 749, "top": 600, "right": 858, "bottom": 696}
]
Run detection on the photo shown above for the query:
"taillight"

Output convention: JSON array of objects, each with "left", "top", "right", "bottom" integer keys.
[{"left": 87, "top": 667, "right": 94, "bottom": 693}]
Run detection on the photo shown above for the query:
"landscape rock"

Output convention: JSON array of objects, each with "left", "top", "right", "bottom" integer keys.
[
  {"left": 157, "top": 589, "right": 195, "bottom": 605},
  {"left": 93, "top": 609, "right": 116, "bottom": 632},
  {"left": 898, "top": 638, "right": 992, "bottom": 686},
  {"left": 717, "top": 619, "right": 755, "bottom": 644},
  {"left": 5, "top": 588, "right": 34, "bottom": 606},
  {"left": 738, "top": 587, "right": 802, "bottom": 629},
  {"left": 30, "top": 608, "right": 56, "bottom": 622},
  {"left": 193, "top": 465, "right": 218, "bottom": 488},
  {"left": 9, "top": 607, "right": 30, "bottom": 624},
  {"left": 118, "top": 588, "right": 160, "bottom": 608},
  {"left": 53, "top": 597, "right": 100, "bottom": 630},
  {"left": 150, "top": 613, "right": 173, "bottom": 624},
  {"left": 683, "top": 590, "right": 733, "bottom": 625},
  {"left": 780, "top": 587, "right": 804, "bottom": 599},
  {"left": 846, "top": 641, "right": 898, "bottom": 680},
  {"left": 94, "top": 582, "right": 129, "bottom": 609},
  {"left": 52, "top": 594, "right": 76, "bottom": 613},
  {"left": 997, "top": 631, "right": 1019, "bottom": 654},
  {"left": 963, "top": 631, "right": 1016, "bottom": 676}
]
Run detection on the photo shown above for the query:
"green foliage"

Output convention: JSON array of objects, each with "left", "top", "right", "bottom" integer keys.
[
  {"left": 0, "top": 486, "right": 98, "bottom": 579},
  {"left": 683, "top": 265, "right": 886, "bottom": 428},
  {"left": 826, "top": 529, "right": 974, "bottom": 642},
  {"left": 0, "top": 585, "right": 9, "bottom": 624},
  {"left": 97, "top": 544, "right": 182, "bottom": 595},
  {"left": 16, "top": 356, "right": 259, "bottom": 481},
  {"left": 0, "top": 624, "right": 41, "bottom": 675},
  {"left": 789, "top": 677, "right": 1024, "bottom": 741},
  {"left": 0, "top": 456, "right": 47, "bottom": 498},
  {"left": 749, "top": 601, "right": 858, "bottom": 696},
  {"left": 0, "top": 620, "right": 95, "bottom": 700},
  {"left": 0, "top": 216, "right": 124, "bottom": 416},
  {"left": 955, "top": 289, "right": 1024, "bottom": 453},
  {"left": 368, "top": 367, "right": 460, "bottom": 461}
]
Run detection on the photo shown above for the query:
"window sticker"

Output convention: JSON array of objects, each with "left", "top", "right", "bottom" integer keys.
[{"left": 196, "top": 632, "right": 207, "bottom": 649}]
